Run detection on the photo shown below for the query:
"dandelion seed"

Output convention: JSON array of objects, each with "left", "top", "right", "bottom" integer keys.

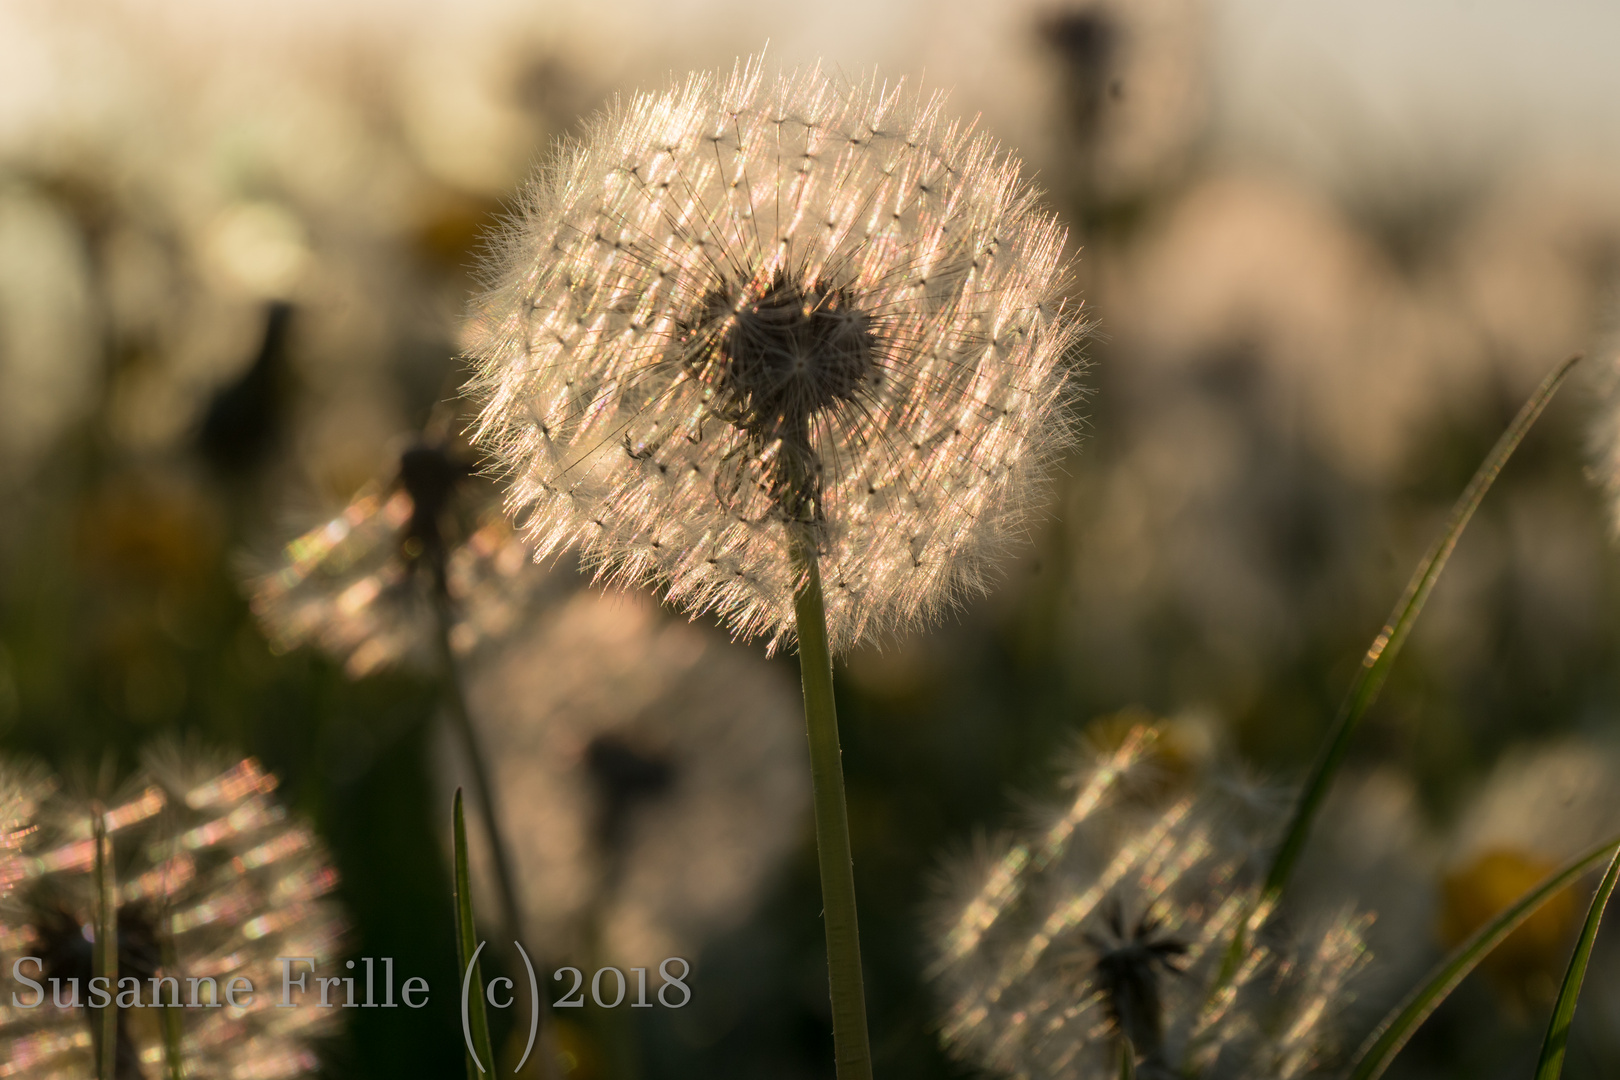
[
  {"left": 929, "top": 718, "right": 1368, "bottom": 1080},
  {"left": 0, "top": 748, "right": 345, "bottom": 1080},
  {"left": 443, "top": 587, "right": 809, "bottom": 966},
  {"left": 463, "top": 54, "right": 1081, "bottom": 651}
]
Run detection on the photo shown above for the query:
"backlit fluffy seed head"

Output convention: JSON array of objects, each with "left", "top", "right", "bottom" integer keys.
[
  {"left": 929, "top": 722, "right": 1368, "bottom": 1080},
  {"left": 464, "top": 55, "right": 1081, "bottom": 652},
  {"left": 0, "top": 750, "right": 344, "bottom": 1079}
]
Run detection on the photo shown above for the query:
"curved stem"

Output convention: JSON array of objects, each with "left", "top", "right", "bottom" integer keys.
[
  {"left": 1211, "top": 354, "right": 1581, "bottom": 1003},
  {"left": 791, "top": 541, "right": 873, "bottom": 1080},
  {"left": 1263, "top": 354, "right": 1579, "bottom": 905},
  {"left": 432, "top": 594, "right": 527, "bottom": 957},
  {"left": 431, "top": 586, "right": 562, "bottom": 1079},
  {"left": 1535, "top": 845, "right": 1620, "bottom": 1080}
]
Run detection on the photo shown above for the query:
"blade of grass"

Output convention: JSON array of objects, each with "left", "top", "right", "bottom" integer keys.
[
  {"left": 1212, "top": 355, "right": 1582, "bottom": 996},
  {"left": 1534, "top": 844, "right": 1620, "bottom": 1080},
  {"left": 1265, "top": 354, "right": 1580, "bottom": 903},
  {"left": 1346, "top": 833, "right": 1620, "bottom": 1080},
  {"left": 1117, "top": 1037, "right": 1137, "bottom": 1080},
  {"left": 454, "top": 788, "right": 498, "bottom": 1079},
  {"left": 92, "top": 804, "right": 117, "bottom": 1080}
]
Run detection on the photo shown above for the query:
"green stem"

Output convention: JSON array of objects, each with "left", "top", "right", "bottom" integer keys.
[
  {"left": 453, "top": 789, "right": 499, "bottom": 1080},
  {"left": 791, "top": 541, "right": 873, "bottom": 1080},
  {"left": 92, "top": 805, "right": 117, "bottom": 1080},
  {"left": 432, "top": 592, "right": 528, "bottom": 958},
  {"left": 434, "top": 591, "right": 564, "bottom": 1079},
  {"left": 160, "top": 932, "right": 186, "bottom": 1080}
]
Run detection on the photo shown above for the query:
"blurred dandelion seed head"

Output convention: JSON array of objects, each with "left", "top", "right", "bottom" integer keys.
[
  {"left": 0, "top": 748, "right": 344, "bottom": 1080},
  {"left": 446, "top": 587, "right": 809, "bottom": 966},
  {"left": 464, "top": 54, "right": 1082, "bottom": 652},
  {"left": 929, "top": 717, "right": 1367, "bottom": 1080},
  {"left": 246, "top": 441, "right": 564, "bottom": 677}
]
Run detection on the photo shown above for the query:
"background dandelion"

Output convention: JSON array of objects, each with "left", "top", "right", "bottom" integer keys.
[
  {"left": 0, "top": 750, "right": 345, "bottom": 1080},
  {"left": 248, "top": 440, "right": 563, "bottom": 678},
  {"left": 929, "top": 720, "right": 1368, "bottom": 1080}
]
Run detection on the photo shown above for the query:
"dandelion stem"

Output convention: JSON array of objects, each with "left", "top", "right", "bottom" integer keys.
[
  {"left": 434, "top": 588, "right": 566, "bottom": 1079},
  {"left": 160, "top": 932, "right": 187, "bottom": 1080},
  {"left": 431, "top": 592, "right": 528, "bottom": 958},
  {"left": 791, "top": 540, "right": 874, "bottom": 1080},
  {"left": 453, "top": 789, "right": 499, "bottom": 1080},
  {"left": 92, "top": 804, "right": 117, "bottom": 1080}
]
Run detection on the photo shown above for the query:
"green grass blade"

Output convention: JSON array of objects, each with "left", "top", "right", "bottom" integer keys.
[
  {"left": 1265, "top": 353, "right": 1580, "bottom": 904},
  {"left": 1347, "top": 833, "right": 1620, "bottom": 1080},
  {"left": 1534, "top": 844, "right": 1620, "bottom": 1080},
  {"left": 1117, "top": 1038, "right": 1137, "bottom": 1080},
  {"left": 454, "top": 788, "right": 498, "bottom": 1079},
  {"left": 92, "top": 804, "right": 117, "bottom": 1080}
]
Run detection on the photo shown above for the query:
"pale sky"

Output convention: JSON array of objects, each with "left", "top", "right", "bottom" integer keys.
[
  {"left": 6, "top": 0, "right": 1618, "bottom": 179},
  {"left": 1211, "top": 0, "right": 1620, "bottom": 172}
]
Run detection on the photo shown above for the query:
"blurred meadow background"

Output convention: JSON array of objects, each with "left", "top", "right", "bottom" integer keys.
[{"left": 4, "top": 0, "right": 1620, "bottom": 1076}]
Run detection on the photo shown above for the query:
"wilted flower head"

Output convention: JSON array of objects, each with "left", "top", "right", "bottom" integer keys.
[
  {"left": 444, "top": 586, "right": 808, "bottom": 965},
  {"left": 248, "top": 440, "right": 564, "bottom": 676},
  {"left": 0, "top": 749, "right": 344, "bottom": 1079},
  {"left": 929, "top": 720, "right": 1367, "bottom": 1079},
  {"left": 464, "top": 54, "right": 1080, "bottom": 651}
]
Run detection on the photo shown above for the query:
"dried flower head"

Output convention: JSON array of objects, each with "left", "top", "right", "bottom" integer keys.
[
  {"left": 444, "top": 587, "right": 808, "bottom": 965},
  {"left": 0, "top": 749, "right": 344, "bottom": 1079},
  {"left": 929, "top": 721, "right": 1368, "bottom": 1079},
  {"left": 248, "top": 441, "right": 564, "bottom": 676},
  {"left": 463, "top": 55, "right": 1080, "bottom": 651}
]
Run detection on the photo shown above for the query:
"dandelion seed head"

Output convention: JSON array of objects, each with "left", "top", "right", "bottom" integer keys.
[
  {"left": 0, "top": 747, "right": 344, "bottom": 1079},
  {"left": 464, "top": 54, "right": 1082, "bottom": 652},
  {"left": 929, "top": 716, "right": 1367, "bottom": 1079},
  {"left": 246, "top": 441, "right": 565, "bottom": 676}
]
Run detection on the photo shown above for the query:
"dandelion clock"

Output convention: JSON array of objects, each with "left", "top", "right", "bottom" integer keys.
[{"left": 463, "top": 54, "right": 1082, "bottom": 1078}]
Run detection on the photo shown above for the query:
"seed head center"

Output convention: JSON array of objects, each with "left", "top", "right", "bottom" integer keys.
[{"left": 704, "top": 271, "right": 877, "bottom": 441}]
